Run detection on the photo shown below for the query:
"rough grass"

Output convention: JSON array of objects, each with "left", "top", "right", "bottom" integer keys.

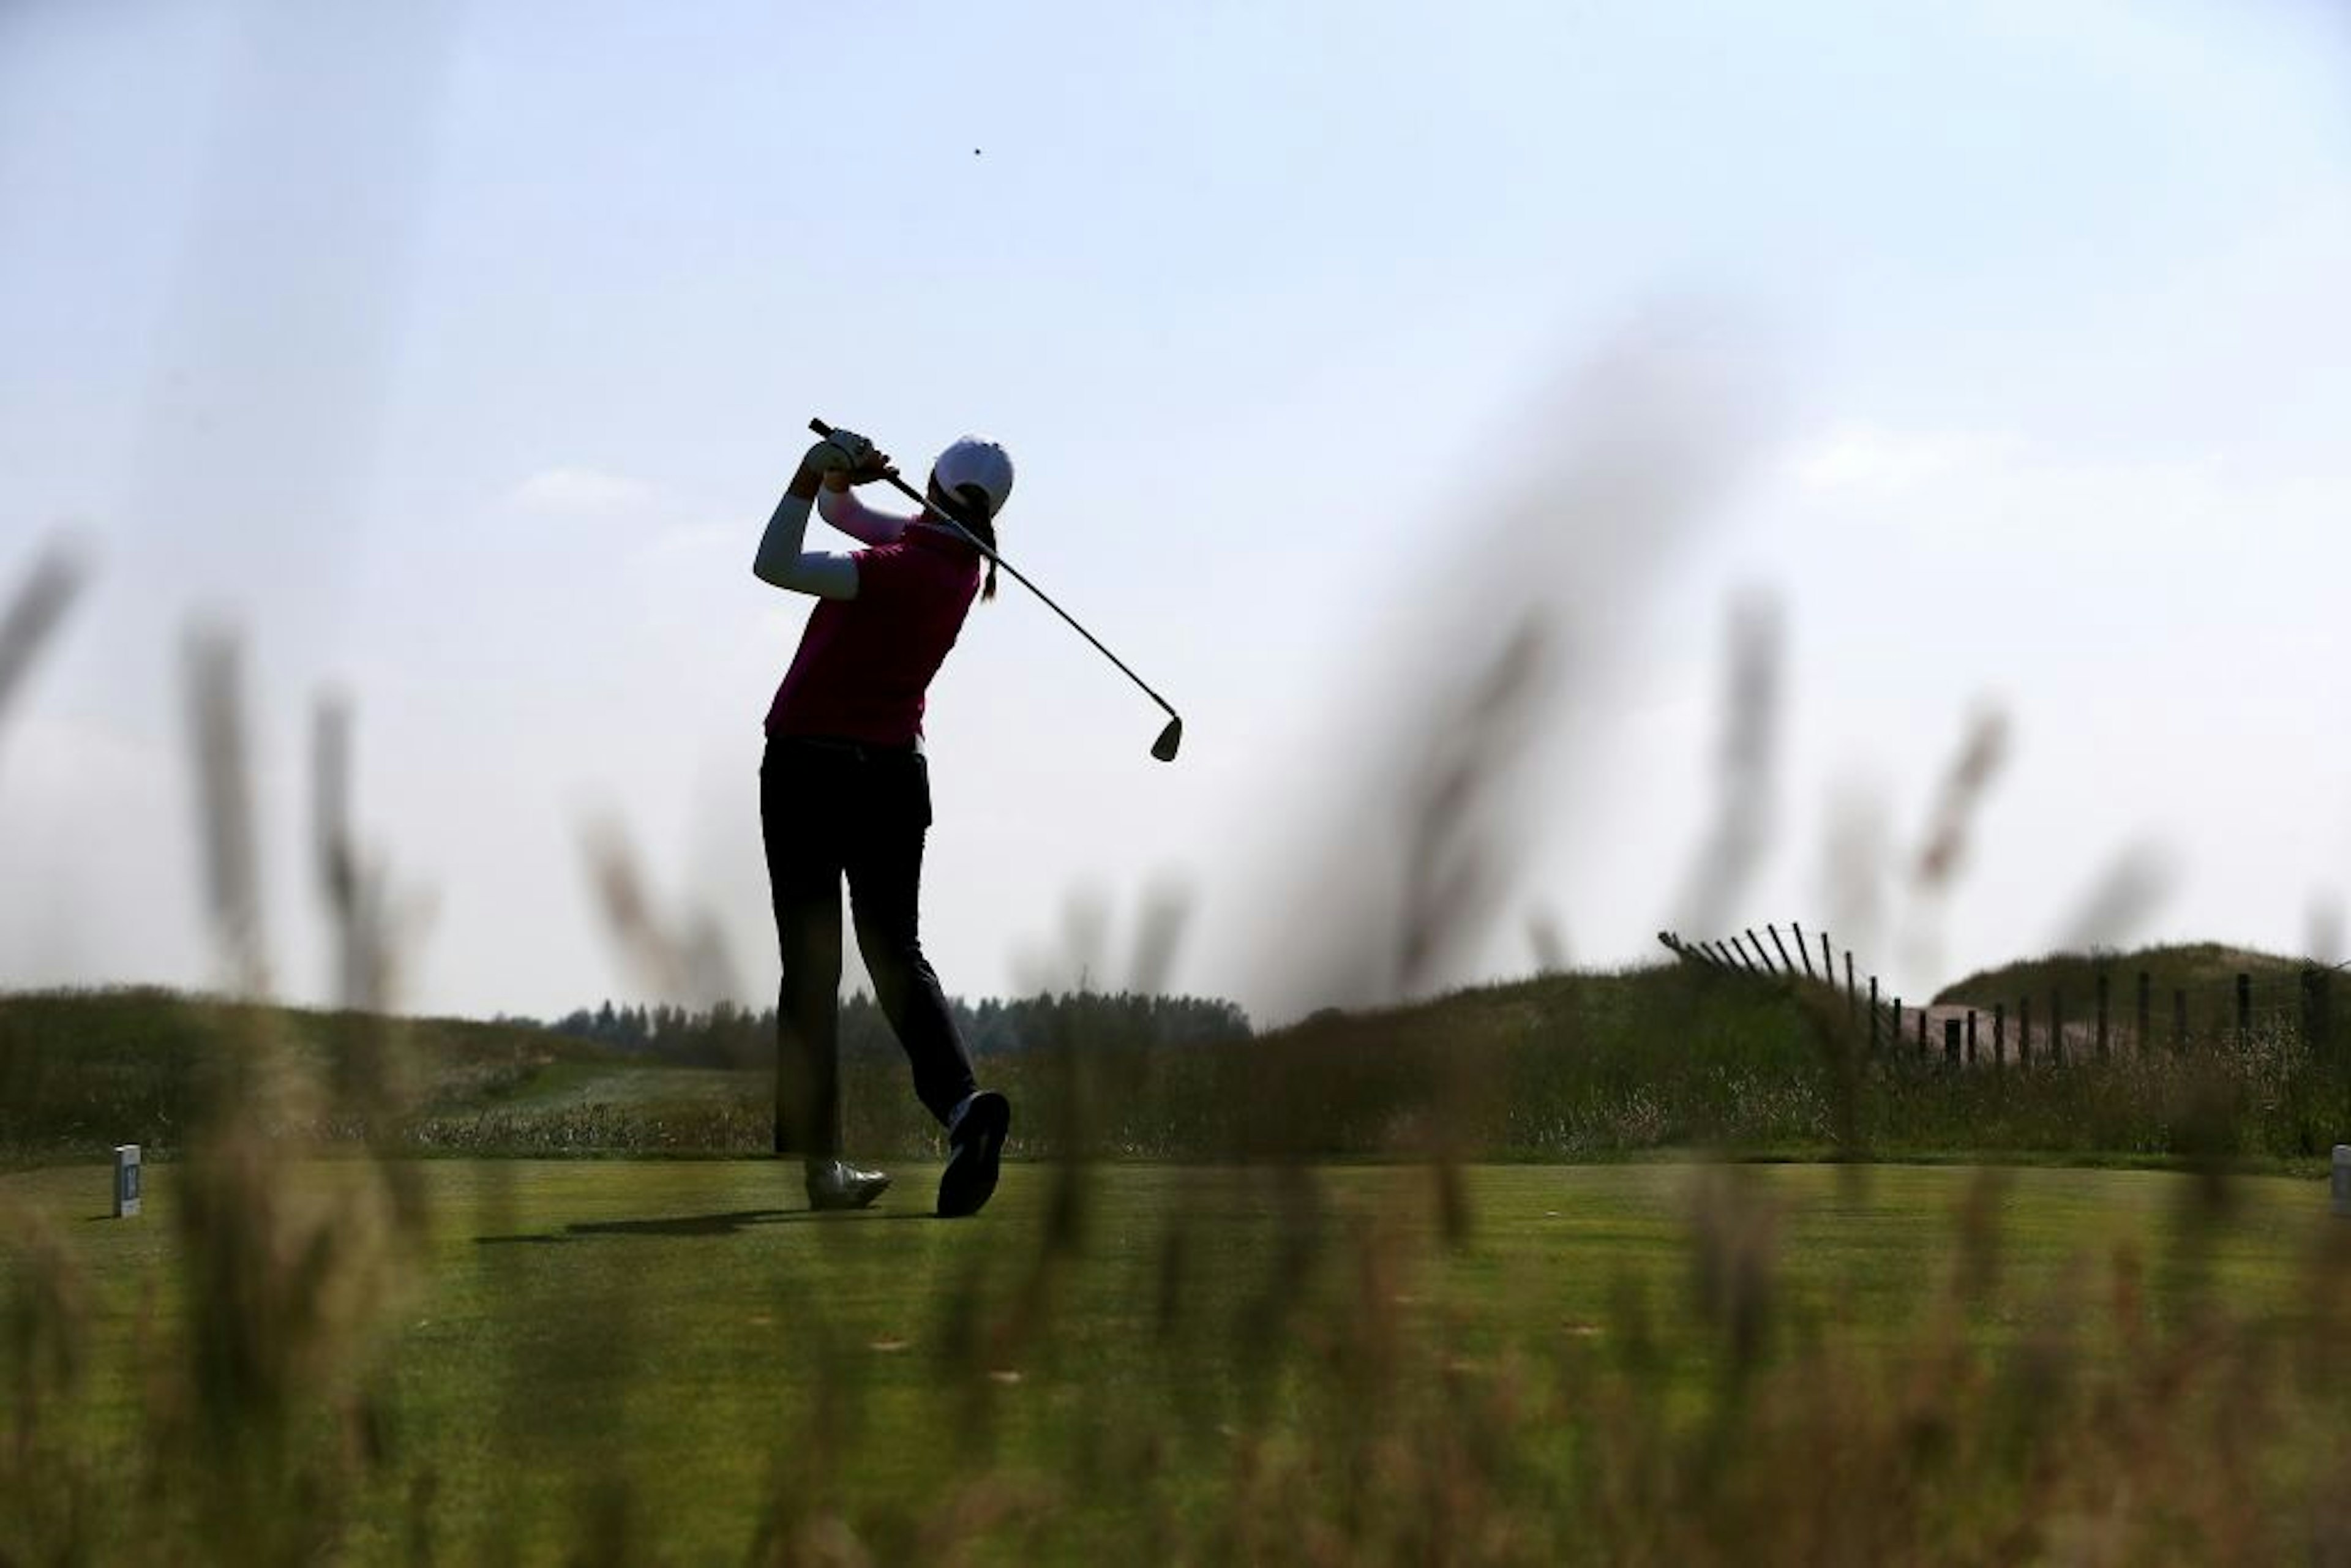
[
  {"left": 10, "top": 973, "right": 2350, "bottom": 1171},
  {"left": 0, "top": 972, "right": 1860, "bottom": 1164}
]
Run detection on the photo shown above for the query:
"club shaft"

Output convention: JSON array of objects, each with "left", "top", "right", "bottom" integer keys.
[{"left": 809, "top": 419, "right": 1179, "bottom": 722}]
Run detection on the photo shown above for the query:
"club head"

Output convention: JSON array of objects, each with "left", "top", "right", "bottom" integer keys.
[{"left": 1150, "top": 716, "right": 1183, "bottom": 763}]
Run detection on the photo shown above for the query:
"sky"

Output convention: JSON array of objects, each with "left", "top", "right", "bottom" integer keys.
[{"left": 3, "top": 0, "right": 2349, "bottom": 1026}]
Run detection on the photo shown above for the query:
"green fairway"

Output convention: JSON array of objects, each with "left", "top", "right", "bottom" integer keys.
[{"left": 5, "top": 1158, "right": 2347, "bottom": 1563}]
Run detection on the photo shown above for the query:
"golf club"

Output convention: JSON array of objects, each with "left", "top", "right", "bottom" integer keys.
[{"left": 810, "top": 418, "right": 1184, "bottom": 762}]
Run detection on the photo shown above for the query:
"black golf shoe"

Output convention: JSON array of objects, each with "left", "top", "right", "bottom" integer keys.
[
  {"left": 936, "top": 1091, "right": 1010, "bottom": 1218},
  {"left": 806, "top": 1159, "right": 891, "bottom": 1212}
]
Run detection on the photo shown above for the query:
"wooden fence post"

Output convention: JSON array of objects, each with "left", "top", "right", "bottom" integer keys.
[
  {"left": 2096, "top": 972, "right": 2110, "bottom": 1061},
  {"left": 2135, "top": 970, "right": 2151, "bottom": 1056},
  {"left": 1869, "top": 977, "right": 1880, "bottom": 1052},
  {"left": 1918, "top": 1005, "right": 1929, "bottom": 1057},
  {"left": 2325, "top": 969, "right": 2338, "bottom": 1067},
  {"left": 1820, "top": 930, "right": 1834, "bottom": 985},
  {"left": 1792, "top": 923, "right": 1817, "bottom": 980},
  {"left": 2312, "top": 969, "right": 2336, "bottom": 1065},
  {"left": 1844, "top": 952, "right": 1857, "bottom": 1022},
  {"left": 1944, "top": 1016, "right": 1962, "bottom": 1067},
  {"left": 1891, "top": 997, "right": 1900, "bottom": 1056},
  {"left": 1766, "top": 925, "right": 1797, "bottom": 976},
  {"left": 1967, "top": 1008, "right": 1978, "bottom": 1066},
  {"left": 2237, "top": 972, "right": 2252, "bottom": 1050},
  {"left": 1994, "top": 1002, "right": 2006, "bottom": 1068},
  {"left": 2019, "top": 996, "right": 2032, "bottom": 1066}
]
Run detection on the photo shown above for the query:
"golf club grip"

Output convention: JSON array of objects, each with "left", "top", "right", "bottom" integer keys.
[
  {"left": 811, "top": 415, "right": 926, "bottom": 498},
  {"left": 809, "top": 416, "right": 928, "bottom": 504}
]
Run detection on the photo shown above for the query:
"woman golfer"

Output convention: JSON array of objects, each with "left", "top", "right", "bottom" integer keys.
[{"left": 751, "top": 426, "right": 1013, "bottom": 1217}]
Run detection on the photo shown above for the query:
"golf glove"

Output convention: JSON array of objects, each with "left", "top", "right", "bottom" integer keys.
[{"left": 806, "top": 429, "right": 884, "bottom": 478}]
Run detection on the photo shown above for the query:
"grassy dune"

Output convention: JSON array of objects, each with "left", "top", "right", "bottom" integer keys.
[
  {"left": 1936, "top": 942, "right": 2318, "bottom": 1014},
  {"left": 0, "top": 988, "right": 757, "bottom": 1160}
]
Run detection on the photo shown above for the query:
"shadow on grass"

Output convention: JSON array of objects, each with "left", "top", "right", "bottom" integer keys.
[{"left": 473, "top": 1207, "right": 934, "bottom": 1244}]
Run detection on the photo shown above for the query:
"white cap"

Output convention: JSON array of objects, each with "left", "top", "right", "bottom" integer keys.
[{"left": 929, "top": 437, "right": 1014, "bottom": 517}]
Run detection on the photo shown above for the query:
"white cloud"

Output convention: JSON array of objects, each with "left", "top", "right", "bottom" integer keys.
[
  {"left": 1789, "top": 427, "right": 2015, "bottom": 495},
  {"left": 507, "top": 467, "right": 658, "bottom": 516}
]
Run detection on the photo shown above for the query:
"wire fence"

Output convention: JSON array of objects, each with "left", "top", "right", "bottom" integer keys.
[{"left": 1657, "top": 925, "right": 2350, "bottom": 1071}]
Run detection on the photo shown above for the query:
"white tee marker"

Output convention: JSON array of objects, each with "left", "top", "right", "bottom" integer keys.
[{"left": 113, "top": 1144, "right": 141, "bottom": 1218}]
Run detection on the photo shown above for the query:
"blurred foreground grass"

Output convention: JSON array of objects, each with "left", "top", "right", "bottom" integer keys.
[{"left": 7, "top": 1159, "right": 2350, "bottom": 1564}]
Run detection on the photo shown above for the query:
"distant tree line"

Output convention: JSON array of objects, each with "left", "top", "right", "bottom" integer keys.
[{"left": 532, "top": 991, "right": 1253, "bottom": 1070}]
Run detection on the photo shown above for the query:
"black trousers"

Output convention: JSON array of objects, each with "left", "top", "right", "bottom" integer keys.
[{"left": 761, "top": 734, "right": 978, "bottom": 1161}]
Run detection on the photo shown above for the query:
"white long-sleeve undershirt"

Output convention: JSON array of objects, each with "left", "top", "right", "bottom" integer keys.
[
  {"left": 751, "top": 489, "right": 858, "bottom": 599},
  {"left": 752, "top": 482, "right": 943, "bottom": 600}
]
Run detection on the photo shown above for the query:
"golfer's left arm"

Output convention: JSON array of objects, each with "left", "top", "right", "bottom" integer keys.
[{"left": 752, "top": 447, "right": 861, "bottom": 601}]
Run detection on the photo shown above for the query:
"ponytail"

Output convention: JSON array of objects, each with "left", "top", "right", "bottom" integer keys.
[{"left": 949, "top": 483, "right": 1000, "bottom": 602}]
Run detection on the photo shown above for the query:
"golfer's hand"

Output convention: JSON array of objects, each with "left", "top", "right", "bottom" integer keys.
[{"left": 804, "top": 429, "right": 893, "bottom": 490}]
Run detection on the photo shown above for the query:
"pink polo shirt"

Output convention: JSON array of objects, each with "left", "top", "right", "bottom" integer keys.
[{"left": 764, "top": 525, "right": 982, "bottom": 745}]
